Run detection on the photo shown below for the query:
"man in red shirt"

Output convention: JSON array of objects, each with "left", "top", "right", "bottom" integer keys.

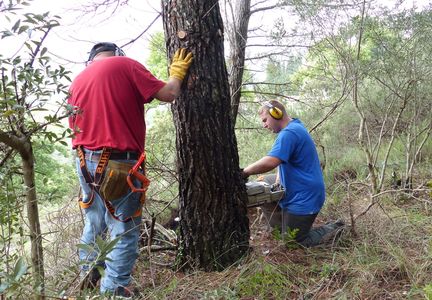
[{"left": 68, "top": 42, "right": 193, "bottom": 297}]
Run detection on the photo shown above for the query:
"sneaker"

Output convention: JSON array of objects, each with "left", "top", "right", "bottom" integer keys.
[{"left": 80, "top": 268, "right": 102, "bottom": 290}]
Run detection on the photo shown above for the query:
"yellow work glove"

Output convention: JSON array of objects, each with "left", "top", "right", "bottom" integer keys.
[{"left": 169, "top": 48, "right": 193, "bottom": 81}]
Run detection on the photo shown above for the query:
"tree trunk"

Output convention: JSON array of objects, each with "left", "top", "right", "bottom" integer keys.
[
  {"left": 21, "top": 140, "right": 45, "bottom": 299},
  {"left": 226, "top": 0, "right": 251, "bottom": 126},
  {"left": 162, "top": 0, "right": 250, "bottom": 271},
  {"left": 352, "top": 0, "right": 379, "bottom": 194}
]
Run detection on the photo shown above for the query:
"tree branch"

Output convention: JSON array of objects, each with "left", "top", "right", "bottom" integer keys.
[
  {"left": 242, "top": 90, "right": 307, "bottom": 105},
  {"left": 0, "top": 130, "right": 25, "bottom": 153},
  {"left": 250, "top": 4, "right": 281, "bottom": 15},
  {"left": 121, "top": 13, "right": 161, "bottom": 48},
  {"left": 247, "top": 43, "right": 310, "bottom": 48},
  {"left": 26, "top": 113, "right": 71, "bottom": 137}
]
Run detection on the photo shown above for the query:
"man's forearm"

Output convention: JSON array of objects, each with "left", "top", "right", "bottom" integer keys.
[
  {"left": 154, "top": 77, "right": 182, "bottom": 102},
  {"left": 243, "top": 156, "right": 281, "bottom": 177}
]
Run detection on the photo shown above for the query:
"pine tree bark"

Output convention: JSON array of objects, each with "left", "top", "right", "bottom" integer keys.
[{"left": 162, "top": 0, "right": 250, "bottom": 271}]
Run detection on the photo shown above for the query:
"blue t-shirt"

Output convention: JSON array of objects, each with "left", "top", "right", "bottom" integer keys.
[{"left": 268, "top": 119, "right": 325, "bottom": 215}]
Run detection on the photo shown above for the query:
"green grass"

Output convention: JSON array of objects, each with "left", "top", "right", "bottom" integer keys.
[{"left": 235, "top": 260, "right": 290, "bottom": 299}]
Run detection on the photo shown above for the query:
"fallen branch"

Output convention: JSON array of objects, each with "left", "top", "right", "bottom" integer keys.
[{"left": 140, "top": 245, "right": 177, "bottom": 253}]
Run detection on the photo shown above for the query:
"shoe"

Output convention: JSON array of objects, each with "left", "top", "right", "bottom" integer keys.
[
  {"left": 113, "top": 286, "right": 134, "bottom": 299},
  {"left": 321, "top": 220, "right": 346, "bottom": 245},
  {"left": 80, "top": 268, "right": 102, "bottom": 290},
  {"left": 334, "top": 219, "right": 345, "bottom": 227},
  {"left": 325, "top": 219, "right": 345, "bottom": 227}
]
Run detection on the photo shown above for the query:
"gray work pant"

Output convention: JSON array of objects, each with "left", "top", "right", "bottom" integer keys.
[
  {"left": 259, "top": 174, "right": 341, "bottom": 247},
  {"left": 260, "top": 202, "right": 340, "bottom": 247}
]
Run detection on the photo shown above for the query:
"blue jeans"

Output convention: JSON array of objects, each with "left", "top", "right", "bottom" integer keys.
[{"left": 75, "top": 153, "right": 142, "bottom": 293}]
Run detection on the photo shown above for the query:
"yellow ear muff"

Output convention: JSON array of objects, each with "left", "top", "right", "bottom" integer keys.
[
  {"left": 269, "top": 107, "right": 283, "bottom": 120},
  {"left": 264, "top": 102, "right": 283, "bottom": 120}
]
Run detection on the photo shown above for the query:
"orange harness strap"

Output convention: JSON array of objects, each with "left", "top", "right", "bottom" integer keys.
[
  {"left": 76, "top": 147, "right": 148, "bottom": 222},
  {"left": 77, "top": 146, "right": 111, "bottom": 209}
]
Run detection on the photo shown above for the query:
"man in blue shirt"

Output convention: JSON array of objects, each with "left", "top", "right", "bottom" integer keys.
[{"left": 242, "top": 100, "right": 344, "bottom": 247}]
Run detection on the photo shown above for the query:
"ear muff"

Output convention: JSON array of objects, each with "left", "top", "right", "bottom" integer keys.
[
  {"left": 264, "top": 102, "right": 283, "bottom": 120},
  {"left": 87, "top": 42, "right": 125, "bottom": 62}
]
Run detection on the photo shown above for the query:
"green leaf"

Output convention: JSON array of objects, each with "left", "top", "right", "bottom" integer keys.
[
  {"left": 34, "top": 14, "right": 44, "bottom": 22},
  {"left": 77, "top": 243, "right": 95, "bottom": 253},
  {"left": 40, "top": 47, "right": 47, "bottom": 57},
  {"left": 0, "top": 282, "right": 9, "bottom": 293},
  {"left": 3, "top": 110, "right": 15, "bottom": 117},
  {"left": 1, "top": 30, "right": 13, "bottom": 38},
  {"left": 24, "top": 14, "right": 38, "bottom": 24},
  {"left": 11, "top": 20, "right": 21, "bottom": 32},
  {"left": 95, "top": 265, "right": 105, "bottom": 274},
  {"left": 12, "top": 56, "right": 22, "bottom": 64},
  {"left": 103, "top": 237, "right": 120, "bottom": 252},
  {"left": 12, "top": 257, "right": 27, "bottom": 280},
  {"left": 29, "top": 108, "right": 48, "bottom": 112},
  {"left": 18, "top": 25, "right": 29, "bottom": 35}
]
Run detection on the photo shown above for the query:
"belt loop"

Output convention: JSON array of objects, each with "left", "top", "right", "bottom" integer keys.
[{"left": 126, "top": 152, "right": 130, "bottom": 160}]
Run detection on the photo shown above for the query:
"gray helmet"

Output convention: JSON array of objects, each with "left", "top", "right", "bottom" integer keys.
[{"left": 87, "top": 42, "right": 125, "bottom": 62}]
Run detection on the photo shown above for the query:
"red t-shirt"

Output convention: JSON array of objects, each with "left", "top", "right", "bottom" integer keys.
[{"left": 68, "top": 56, "right": 165, "bottom": 153}]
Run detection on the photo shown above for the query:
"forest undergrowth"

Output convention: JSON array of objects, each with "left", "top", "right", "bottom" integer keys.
[{"left": 40, "top": 179, "right": 432, "bottom": 300}]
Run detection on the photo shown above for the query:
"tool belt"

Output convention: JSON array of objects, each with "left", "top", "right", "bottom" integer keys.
[
  {"left": 84, "top": 151, "right": 139, "bottom": 161},
  {"left": 76, "top": 146, "right": 150, "bottom": 222}
]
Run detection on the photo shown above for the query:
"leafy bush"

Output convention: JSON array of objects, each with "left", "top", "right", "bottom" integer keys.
[
  {"left": 34, "top": 141, "right": 75, "bottom": 203},
  {"left": 0, "top": 257, "right": 29, "bottom": 298}
]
